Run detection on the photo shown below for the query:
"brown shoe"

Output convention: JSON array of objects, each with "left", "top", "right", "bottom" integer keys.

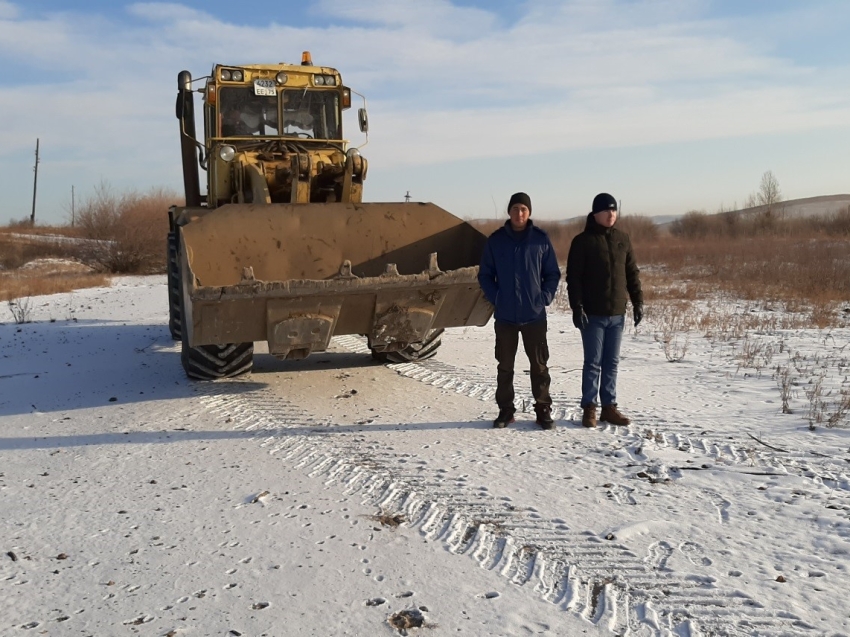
[
  {"left": 581, "top": 405, "right": 597, "bottom": 428},
  {"left": 600, "top": 404, "right": 630, "bottom": 426}
]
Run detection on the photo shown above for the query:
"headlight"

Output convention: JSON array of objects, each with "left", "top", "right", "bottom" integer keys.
[
  {"left": 276, "top": 72, "right": 288, "bottom": 85},
  {"left": 220, "top": 69, "right": 232, "bottom": 81},
  {"left": 313, "top": 75, "right": 325, "bottom": 86},
  {"left": 324, "top": 75, "right": 336, "bottom": 86},
  {"left": 219, "top": 145, "right": 236, "bottom": 162},
  {"left": 346, "top": 147, "right": 360, "bottom": 159},
  {"left": 231, "top": 69, "right": 244, "bottom": 81}
]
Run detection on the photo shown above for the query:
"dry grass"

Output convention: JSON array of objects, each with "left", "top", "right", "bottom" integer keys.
[
  {"left": 0, "top": 235, "right": 111, "bottom": 302},
  {"left": 1, "top": 186, "right": 180, "bottom": 303},
  {"left": 365, "top": 512, "right": 406, "bottom": 528},
  {"left": 0, "top": 233, "right": 84, "bottom": 270},
  {"left": 0, "top": 223, "right": 83, "bottom": 237},
  {"left": 471, "top": 214, "right": 849, "bottom": 317},
  {"left": 639, "top": 235, "right": 850, "bottom": 307},
  {"left": 0, "top": 272, "right": 110, "bottom": 303}
]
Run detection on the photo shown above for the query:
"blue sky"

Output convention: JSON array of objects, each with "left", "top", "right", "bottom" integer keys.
[{"left": 1, "top": 0, "right": 849, "bottom": 225}]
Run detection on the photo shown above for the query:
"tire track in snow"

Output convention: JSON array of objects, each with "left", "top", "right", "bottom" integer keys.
[
  {"left": 335, "top": 334, "right": 850, "bottom": 519},
  {"left": 191, "top": 372, "right": 816, "bottom": 636}
]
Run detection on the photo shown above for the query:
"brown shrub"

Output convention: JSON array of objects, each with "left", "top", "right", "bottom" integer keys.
[
  {"left": 0, "top": 224, "right": 83, "bottom": 238},
  {"left": 669, "top": 210, "right": 709, "bottom": 239},
  {"left": 5, "top": 217, "right": 35, "bottom": 229},
  {"left": 0, "top": 235, "right": 83, "bottom": 270},
  {"left": 617, "top": 215, "right": 659, "bottom": 244},
  {"left": 75, "top": 183, "right": 181, "bottom": 274},
  {"left": 815, "top": 207, "right": 850, "bottom": 236}
]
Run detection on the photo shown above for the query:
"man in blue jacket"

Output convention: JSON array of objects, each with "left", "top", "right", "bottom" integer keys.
[{"left": 478, "top": 192, "right": 562, "bottom": 429}]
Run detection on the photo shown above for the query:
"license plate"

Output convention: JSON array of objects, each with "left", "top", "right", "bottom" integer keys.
[{"left": 254, "top": 79, "right": 276, "bottom": 96}]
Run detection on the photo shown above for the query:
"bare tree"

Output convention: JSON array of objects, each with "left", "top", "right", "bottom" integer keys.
[{"left": 758, "top": 170, "right": 782, "bottom": 212}]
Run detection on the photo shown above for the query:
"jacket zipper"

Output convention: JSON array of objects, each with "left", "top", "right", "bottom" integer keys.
[{"left": 606, "top": 232, "right": 615, "bottom": 298}]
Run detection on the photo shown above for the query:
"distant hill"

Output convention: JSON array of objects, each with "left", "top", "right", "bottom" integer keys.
[
  {"left": 734, "top": 194, "right": 850, "bottom": 219},
  {"left": 655, "top": 194, "right": 850, "bottom": 228},
  {"left": 554, "top": 212, "right": 697, "bottom": 226},
  {"left": 544, "top": 194, "right": 850, "bottom": 226},
  {"left": 647, "top": 214, "right": 681, "bottom": 226}
]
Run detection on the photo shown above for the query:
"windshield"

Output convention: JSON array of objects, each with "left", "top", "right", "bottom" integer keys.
[
  {"left": 219, "top": 88, "right": 278, "bottom": 136},
  {"left": 218, "top": 87, "right": 340, "bottom": 140},
  {"left": 282, "top": 89, "right": 340, "bottom": 140}
]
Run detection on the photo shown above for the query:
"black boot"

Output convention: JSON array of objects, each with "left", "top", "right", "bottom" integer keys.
[
  {"left": 535, "top": 404, "right": 554, "bottom": 430},
  {"left": 493, "top": 407, "right": 515, "bottom": 428}
]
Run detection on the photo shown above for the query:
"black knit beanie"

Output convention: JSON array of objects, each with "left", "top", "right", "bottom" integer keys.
[
  {"left": 508, "top": 192, "right": 532, "bottom": 214},
  {"left": 592, "top": 192, "right": 617, "bottom": 213}
]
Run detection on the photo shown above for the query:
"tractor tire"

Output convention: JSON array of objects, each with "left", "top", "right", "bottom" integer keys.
[
  {"left": 181, "top": 340, "right": 255, "bottom": 380},
  {"left": 171, "top": 231, "right": 254, "bottom": 380},
  {"left": 370, "top": 328, "right": 444, "bottom": 364},
  {"left": 166, "top": 232, "right": 182, "bottom": 341}
]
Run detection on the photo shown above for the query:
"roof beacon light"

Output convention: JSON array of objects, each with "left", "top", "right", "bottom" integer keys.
[{"left": 301, "top": 51, "right": 312, "bottom": 66}]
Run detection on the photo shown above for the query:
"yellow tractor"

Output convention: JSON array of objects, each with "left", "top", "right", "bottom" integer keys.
[{"left": 168, "top": 52, "right": 493, "bottom": 379}]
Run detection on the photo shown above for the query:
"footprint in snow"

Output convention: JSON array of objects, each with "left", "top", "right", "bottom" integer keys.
[
  {"left": 680, "top": 541, "right": 712, "bottom": 566},
  {"left": 645, "top": 541, "right": 674, "bottom": 571}
]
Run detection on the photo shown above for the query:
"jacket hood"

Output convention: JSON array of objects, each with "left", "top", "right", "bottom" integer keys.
[{"left": 584, "top": 212, "right": 610, "bottom": 233}]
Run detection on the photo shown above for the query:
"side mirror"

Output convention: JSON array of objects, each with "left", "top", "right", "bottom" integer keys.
[{"left": 358, "top": 108, "right": 369, "bottom": 133}]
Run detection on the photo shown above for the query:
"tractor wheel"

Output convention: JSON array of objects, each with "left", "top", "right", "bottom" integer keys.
[
  {"left": 166, "top": 232, "right": 182, "bottom": 341},
  {"left": 181, "top": 339, "right": 255, "bottom": 380},
  {"left": 370, "top": 328, "right": 444, "bottom": 364}
]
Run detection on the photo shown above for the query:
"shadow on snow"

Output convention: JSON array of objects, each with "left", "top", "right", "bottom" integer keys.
[
  {"left": 0, "top": 319, "right": 381, "bottom": 417},
  {"left": 0, "top": 420, "right": 491, "bottom": 451}
]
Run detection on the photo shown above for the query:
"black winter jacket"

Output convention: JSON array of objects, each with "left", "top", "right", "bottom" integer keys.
[{"left": 566, "top": 213, "right": 642, "bottom": 316}]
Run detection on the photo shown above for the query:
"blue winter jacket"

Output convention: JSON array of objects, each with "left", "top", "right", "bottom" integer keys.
[{"left": 478, "top": 220, "right": 561, "bottom": 325}]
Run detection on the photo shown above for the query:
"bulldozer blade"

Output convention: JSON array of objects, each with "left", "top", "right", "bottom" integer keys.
[{"left": 177, "top": 202, "right": 493, "bottom": 359}]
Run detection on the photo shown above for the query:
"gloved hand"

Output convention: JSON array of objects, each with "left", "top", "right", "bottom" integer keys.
[
  {"left": 572, "top": 307, "right": 588, "bottom": 330},
  {"left": 633, "top": 304, "right": 643, "bottom": 328}
]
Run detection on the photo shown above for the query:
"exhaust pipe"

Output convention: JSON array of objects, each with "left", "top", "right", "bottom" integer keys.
[{"left": 176, "top": 70, "right": 202, "bottom": 208}]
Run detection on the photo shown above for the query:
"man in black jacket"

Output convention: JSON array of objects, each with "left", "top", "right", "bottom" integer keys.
[
  {"left": 479, "top": 192, "right": 561, "bottom": 430},
  {"left": 567, "top": 193, "right": 643, "bottom": 428}
]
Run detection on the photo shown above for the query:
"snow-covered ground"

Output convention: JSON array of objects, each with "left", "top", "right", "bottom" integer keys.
[{"left": 1, "top": 276, "right": 849, "bottom": 636}]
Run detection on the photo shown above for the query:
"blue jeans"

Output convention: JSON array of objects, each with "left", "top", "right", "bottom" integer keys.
[{"left": 580, "top": 314, "right": 625, "bottom": 408}]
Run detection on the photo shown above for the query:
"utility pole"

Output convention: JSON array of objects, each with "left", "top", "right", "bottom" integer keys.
[
  {"left": 404, "top": 191, "right": 411, "bottom": 203},
  {"left": 71, "top": 185, "right": 75, "bottom": 227},
  {"left": 30, "top": 138, "right": 40, "bottom": 225}
]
